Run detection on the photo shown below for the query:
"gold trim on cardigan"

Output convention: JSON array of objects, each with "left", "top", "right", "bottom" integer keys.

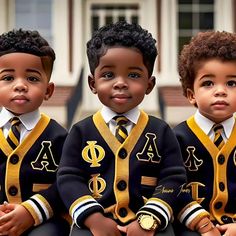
[
  {"left": 93, "top": 110, "right": 149, "bottom": 223},
  {"left": 4, "top": 113, "right": 50, "bottom": 203}
]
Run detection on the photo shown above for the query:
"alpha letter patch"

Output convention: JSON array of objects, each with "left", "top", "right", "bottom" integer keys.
[
  {"left": 136, "top": 133, "right": 161, "bottom": 163},
  {"left": 31, "top": 141, "right": 58, "bottom": 172}
]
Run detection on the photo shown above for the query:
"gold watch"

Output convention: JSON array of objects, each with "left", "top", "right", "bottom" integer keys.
[{"left": 137, "top": 214, "right": 158, "bottom": 231}]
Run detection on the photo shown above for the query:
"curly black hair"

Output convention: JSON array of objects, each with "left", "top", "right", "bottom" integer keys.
[
  {"left": 0, "top": 29, "right": 55, "bottom": 77},
  {"left": 178, "top": 31, "right": 236, "bottom": 97},
  {"left": 86, "top": 21, "right": 157, "bottom": 77}
]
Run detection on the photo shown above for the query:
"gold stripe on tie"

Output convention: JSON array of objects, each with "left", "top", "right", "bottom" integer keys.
[
  {"left": 7, "top": 117, "right": 21, "bottom": 149},
  {"left": 213, "top": 124, "right": 225, "bottom": 150},
  {"left": 113, "top": 116, "right": 128, "bottom": 143}
]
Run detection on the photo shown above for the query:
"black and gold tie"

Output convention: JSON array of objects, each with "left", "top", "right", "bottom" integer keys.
[
  {"left": 114, "top": 116, "right": 128, "bottom": 143},
  {"left": 213, "top": 124, "right": 225, "bottom": 149},
  {"left": 7, "top": 117, "right": 21, "bottom": 149}
]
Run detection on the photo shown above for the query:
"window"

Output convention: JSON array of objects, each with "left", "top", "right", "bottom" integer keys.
[
  {"left": 178, "top": 0, "right": 214, "bottom": 53},
  {"left": 91, "top": 3, "right": 139, "bottom": 33},
  {"left": 15, "top": 0, "right": 52, "bottom": 44}
]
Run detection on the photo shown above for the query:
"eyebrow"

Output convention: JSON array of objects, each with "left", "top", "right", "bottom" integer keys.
[
  {"left": 26, "top": 68, "right": 42, "bottom": 76},
  {"left": 199, "top": 74, "right": 236, "bottom": 83},
  {"left": 226, "top": 75, "right": 236, "bottom": 78},
  {"left": 100, "top": 65, "right": 144, "bottom": 71},
  {"left": 0, "top": 68, "right": 14, "bottom": 74},
  {"left": 0, "top": 68, "right": 42, "bottom": 76},
  {"left": 128, "top": 66, "right": 143, "bottom": 71},
  {"left": 100, "top": 65, "right": 114, "bottom": 70},
  {"left": 199, "top": 74, "right": 214, "bottom": 79}
]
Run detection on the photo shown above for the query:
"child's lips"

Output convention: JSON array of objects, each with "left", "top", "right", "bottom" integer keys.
[
  {"left": 12, "top": 95, "right": 29, "bottom": 104},
  {"left": 212, "top": 100, "right": 228, "bottom": 108},
  {"left": 112, "top": 94, "right": 130, "bottom": 103}
]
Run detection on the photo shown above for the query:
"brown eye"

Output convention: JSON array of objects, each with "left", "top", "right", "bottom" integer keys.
[
  {"left": 227, "top": 80, "right": 236, "bottom": 87},
  {"left": 103, "top": 72, "right": 114, "bottom": 80},
  {"left": 201, "top": 80, "right": 213, "bottom": 87},
  {"left": 2, "top": 75, "right": 14, "bottom": 81},
  {"left": 28, "top": 76, "right": 39, "bottom": 82},
  {"left": 129, "top": 72, "right": 140, "bottom": 79}
]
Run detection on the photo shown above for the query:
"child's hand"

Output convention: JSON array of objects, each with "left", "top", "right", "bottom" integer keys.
[
  {"left": 216, "top": 223, "right": 236, "bottom": 236},
  {"left": 117, "top": 220, "right": 155, "bottom": 236},
  {"left": 84, "top": 212, "right": 122, "bottom": 236},
  {"left": 201, "top": 226, "right": 221, "bottom": 236},
  {"left": 0, "top": 202, "right": 11, "bottom": 219},
  {"left": 0, "top": 204, "right": 34, "bottom": 236}
]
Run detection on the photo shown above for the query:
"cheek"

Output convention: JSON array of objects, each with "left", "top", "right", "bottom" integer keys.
[
  {"left": 95, "top": 83, "right": 112, "bottom": 95},
  {"left": 97, "top": 91, "right": 108, "bottom": 102},
  {"left": 31, "top": 88, "right": 48, "bottom": 100},
  {"left": 132, "top": 83, "right": 148, "bottom": 94}
]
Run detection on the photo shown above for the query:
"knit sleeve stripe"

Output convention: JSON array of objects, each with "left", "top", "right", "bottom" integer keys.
[
  {"left": 179, "top": 204, "right": 205, "bottom": 225},
  {"left": 22, "top": 193, "right": 53, "bottom": 225},
  {"left": 145, "top": 200, "right": 171, "bottom": 220},
  {"left": 184, "top": 208, "right": 207, "bottom": 227},
  {"left": 73, "top": 202, "right": 101, "bottom": 226},
  {"left": 30, "top": 198, "right": 47, "bottom": 222},
  {"left": 21, "top": 200, "right": 43, "bottom": 225},
  {"left": 31, "top": 194, "right": 53, "bottom": 217},
  {"left": 69, "top": 195, "right": 95, "bottom": 213},
  {"left": 70, "top": 197, "right": 103, "bottom": 225}
]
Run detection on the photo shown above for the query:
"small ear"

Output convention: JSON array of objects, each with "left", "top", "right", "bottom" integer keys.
[
  {"left": 186, "top": 88, "right": 196, "bottom": 105},
  {"left": 88, "top": 75, "right": 97, "bottom": 94},
  {"left": 44, "top": 82, "right": 54, "bottom": 100},
  {"left": 146, "top": 76, "right": 156, "bottom": 95}
]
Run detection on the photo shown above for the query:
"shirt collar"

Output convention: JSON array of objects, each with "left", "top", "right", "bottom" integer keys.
[
  {"left": 101, "top": 106, "right": 140, "bottom": 124},
  {"left": 0, "top": 108, "right": 12, "bottom": 127},
  {"left": 0, "top": 107, "right": 40, "bottom": 131},
  {"left": 194, "top": 109, "right": 235, "bottom": 139},
  {"left": 20, "top": 110, "right": 41, "bottom": 131}
]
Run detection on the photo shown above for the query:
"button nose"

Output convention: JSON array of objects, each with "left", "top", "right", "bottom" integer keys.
[
  {"left": 14, "top": 79, "right": 28, "bottom": 91},
  {"left": 114, "top": 77, "right": 128, "bottom": 89},
  {"left": 215, "top": 85, "right": 226, "bottom": 95}
]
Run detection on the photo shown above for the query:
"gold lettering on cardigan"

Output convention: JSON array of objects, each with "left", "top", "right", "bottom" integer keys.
[
  {"left": 155, "top": 185, "right": 174, "bottom": 194},
  {"left": 136, "top": 133, "right": 161, "bottom": 163},
  {"left": 184, "top": 146, "right": 203, "bottom": 171},
  {"left": 82, "top": 141, "right": 105, "bottom": 167},
  {"left": 31, "top": 141, "right": 58, "bottom": 172},
  {"left": 187, "top": 182, "right": 205, "bottom": 204},
  {"left": 88, "top": 174, "right": 106, "bottom": 198}
]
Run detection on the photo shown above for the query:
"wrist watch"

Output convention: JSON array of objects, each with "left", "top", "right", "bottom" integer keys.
[{"left": 137, "top": 214, "right": 159, "bottom": 231}]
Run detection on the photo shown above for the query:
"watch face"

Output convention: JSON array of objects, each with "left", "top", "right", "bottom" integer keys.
[{"left": 140, "top": 215, "right": 155, "bottom": 229}]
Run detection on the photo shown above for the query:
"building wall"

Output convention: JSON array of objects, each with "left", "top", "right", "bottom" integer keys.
[{"left": 0, "top": 0, "right": 235, "bottom": 126}]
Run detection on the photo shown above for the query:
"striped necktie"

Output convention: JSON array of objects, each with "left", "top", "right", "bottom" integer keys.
[
  {"left": 114, "top": 116, "right": 128, "bottom": 143},
  {"left": 213, "top": 124, "right": 225, "bottom": 149},
  {"left": 7, "top": 117, "right": 21, "bottom": 149}
]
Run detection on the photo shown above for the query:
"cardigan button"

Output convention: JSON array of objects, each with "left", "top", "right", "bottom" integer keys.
[
  {"left": 118, "top": 148, "right": 127, "bottom": 159},
  {"left": 214, "top": 201, "right": 222, "bottom": 209},
  {"left": 117, "top": 180, "right": 127, "bottom": 191},
  {"left": 8, "top": 186, "right": 18, "bottom": 196},
  {"left": 219, "top": 182, "right": 225, "bottom": 191},
  {"left": 221, "top": 215, "right": 233, "bottom": 224},
  {"left": 119, "top": 207, "right": 127, "bottom": 217},
  {"left": 10, "top": 154, "right": 19, "bottom": 164},
  {"left": 218, "top": 155, "right": 225, "bottom": 164}
]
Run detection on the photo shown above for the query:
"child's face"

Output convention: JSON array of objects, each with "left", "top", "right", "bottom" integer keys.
[
  {"left": 187, "top": 59, "right": 236, "bottom": 123},
  {"left": 88, "top": 47, "right": 155, "bottom": 114},
  {"left": 0, "top": 52, "right": 54, "bottom": 115}
]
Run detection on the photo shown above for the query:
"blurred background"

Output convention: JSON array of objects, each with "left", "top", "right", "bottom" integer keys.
[{"left": 0, "top": 0, "right": 234, "bottom": 128}]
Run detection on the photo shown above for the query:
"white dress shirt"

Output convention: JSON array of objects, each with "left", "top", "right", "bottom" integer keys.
[
  {"left": 0, "top": 107, "right": 41, "bottom": 143},
  {"left": 100, "top": 106, "right": 140, "bottom": 135},
  {"left": 194, "top": 109, "right": 235, "bottom": 142}
]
